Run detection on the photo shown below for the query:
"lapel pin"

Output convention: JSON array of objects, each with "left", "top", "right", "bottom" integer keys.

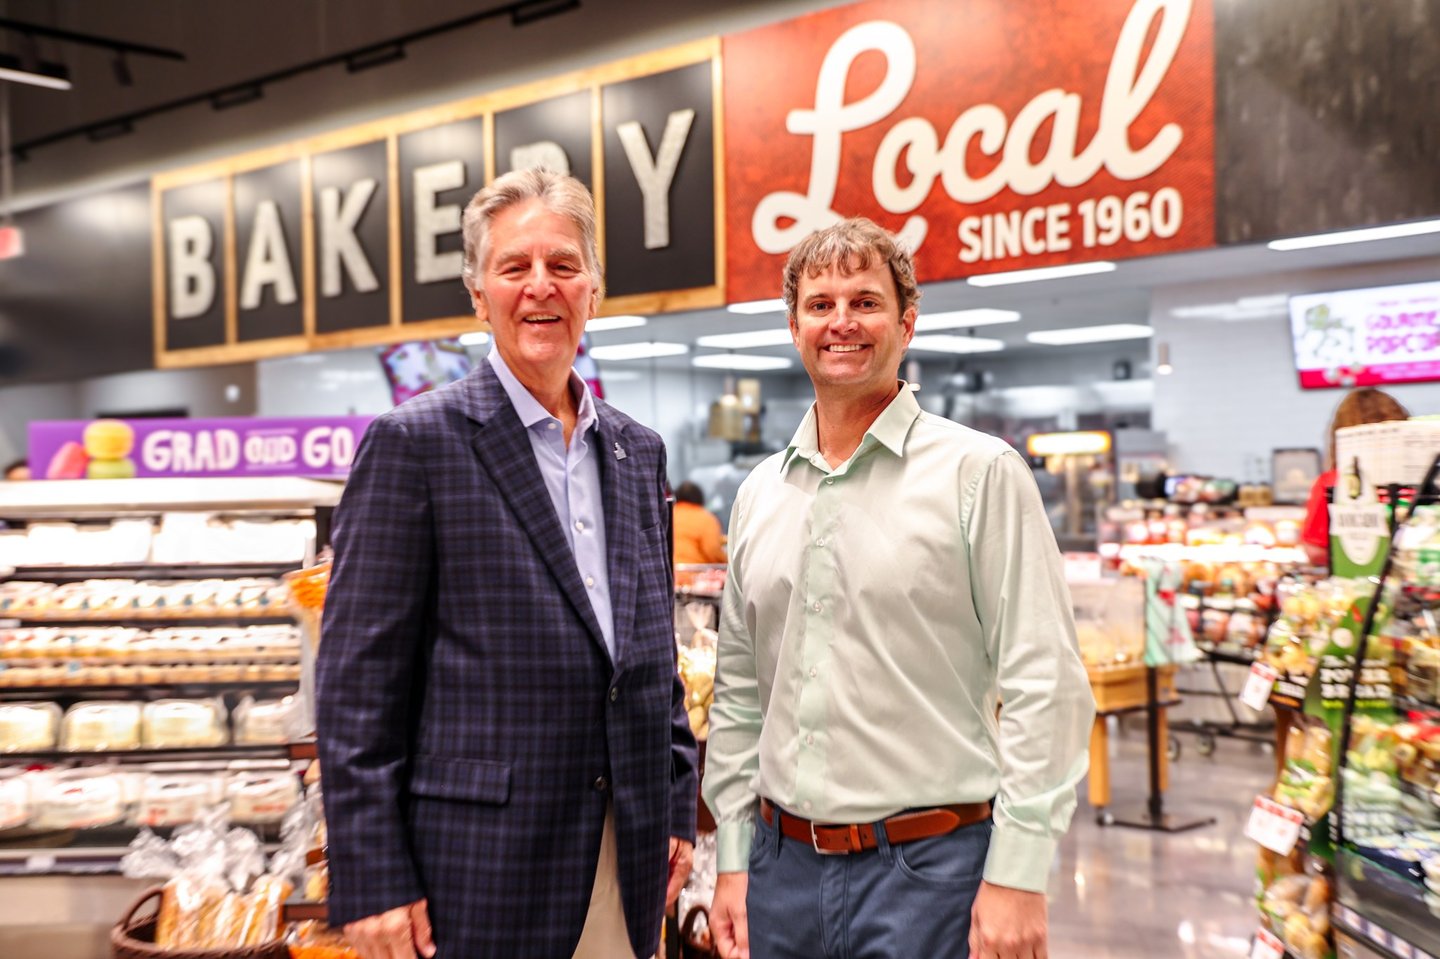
[{"left": 613, "top": 441, "right": 627, "bottom": 461}]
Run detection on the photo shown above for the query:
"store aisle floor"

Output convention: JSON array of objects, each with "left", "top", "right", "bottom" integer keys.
[{"left": 1048, "top": 725, "right": 1275, "bottom": 958}]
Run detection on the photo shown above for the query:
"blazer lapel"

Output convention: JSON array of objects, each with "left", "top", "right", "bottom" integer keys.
[
  {"left": 459, "top": 364, "right": 609, "bottom": 656},
  {"left": 595, "top": 404, "right": 641, "bottom": 666}
]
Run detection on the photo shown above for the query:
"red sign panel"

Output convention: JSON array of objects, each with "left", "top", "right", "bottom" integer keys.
[
  {"left": 0, "top": 225, "right": 23, "bottom": 261},
  {"left": 723, "top": 0, "right": 1214, "bottom": 302}
]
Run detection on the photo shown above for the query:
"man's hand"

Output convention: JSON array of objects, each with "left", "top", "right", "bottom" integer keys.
[
  {"left": 710, "top": 871, "right": 750, "bottom": 959},
  {"left": 968, "top": 881, "right": 1047, "bottom": 959},
  {"left": 667, "top": 837, "right": 694, "bottom": 907},
  {"left": 344, "top": 898, "right": 436, "bottom": 959}
]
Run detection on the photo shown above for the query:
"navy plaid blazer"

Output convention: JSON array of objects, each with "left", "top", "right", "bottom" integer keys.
[{"left": 316, "top": 361, "right": 699, "bottom": 958}]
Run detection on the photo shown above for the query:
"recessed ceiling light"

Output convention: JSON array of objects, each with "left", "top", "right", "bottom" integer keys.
[
  {"left": 908, "top": 334, "right": 1006, "bottom": 354},
  {"left": 1025, "top": 324, "right": 1153, "bottom": 346},
  {"left": 696, "top": 328, "right": 794, "bottom": 349},
  {"left": 1268, "top": 219, "right": 1440, "bottom": 251},
  {"left": 968, "top": 261, "right": 1116, "bottom": 287},
  {"left": 586, "top": 315, "right": 648, "bottom": 332},
  {"left": 726, "top": 298, "right": 787, "bottom": 314},
  {"left": 458, "top": 332, "right": 490, "bottom": 346},
  {"left": 914, "top": 308, "right": 1021, "bottom": 332},
  {"left": 1170, "top": 296, "right": 1289, "bottom": 321},
  {"left": 588, "top": 342, "right": 689, "bottom": 361},
  {"left": 692, "top": 354, "right": 793, "bottom": 371}
]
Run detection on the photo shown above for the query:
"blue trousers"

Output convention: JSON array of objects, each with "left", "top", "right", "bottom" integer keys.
[{"left": 745, "top": 806, "right": 992, "bottom": 959}]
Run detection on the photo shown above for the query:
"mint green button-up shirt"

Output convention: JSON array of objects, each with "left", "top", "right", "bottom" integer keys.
[{"left": 701, "top": 384, "right": 1095, "bottom": 892}]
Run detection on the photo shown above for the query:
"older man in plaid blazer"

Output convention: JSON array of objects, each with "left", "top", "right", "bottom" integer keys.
[{"left": 316, "top": 169, "right": 698, "bottom": 959}]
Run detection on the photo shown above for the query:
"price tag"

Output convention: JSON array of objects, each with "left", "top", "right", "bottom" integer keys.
[
  {"left": 1250, "top": 928, "right": 1285, "bottom": 959},
  {"left": 1245, "top": 795, "right": 1305, "bottom": 855},
  {"left": 1240, "top": 662, "right": 1280, "bottom": 711}
]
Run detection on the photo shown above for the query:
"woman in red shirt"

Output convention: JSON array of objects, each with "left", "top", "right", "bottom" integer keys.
[{"left": 1302, "top": 387, "right": 1410, "bottom": 567}]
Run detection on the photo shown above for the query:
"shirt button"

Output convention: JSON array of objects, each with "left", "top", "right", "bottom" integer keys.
[
  {"left": 547, "top": 422, "right": 558, "bottom": 431},
  {"left": 805, "top": 734, "right": 815, "bottom": 746},
  {"left": 812, "top": 601, "right": 822, "bottom": 612},
  {"left": 803, "top": 800, "right": 813, "bottom": 812},
  {"left": 585, "top": 576, "right": 595, "bottom": 588},
  {"left": 809, "top": 667, "right": 817, "bottom": 679},
  {"left": 594, "top": 776, "right": 609, "bottom": 792},
  {"left": 575, "top": 520, "right": 586, "bottom": 532},
  {"left": 609, "top": 687, "right": 619, "bottom": 702},
  {"left": 825, "top": 478, "right": 834, "bottom": 485},
  {"left": 815, "top": 538, "right": 825, "bottom": 547}
]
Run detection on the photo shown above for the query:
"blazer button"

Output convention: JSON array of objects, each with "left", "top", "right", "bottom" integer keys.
[
  {"left": 594, "top": 776, "right": 609, "bottom": 793},
  {"left": 609, "top": 687, "right": 619, "bottom": 702}
]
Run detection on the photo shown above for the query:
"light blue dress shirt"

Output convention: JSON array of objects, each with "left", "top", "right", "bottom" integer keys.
[{"left": 488, "top": 349, "right": 616, "bottom": 661}]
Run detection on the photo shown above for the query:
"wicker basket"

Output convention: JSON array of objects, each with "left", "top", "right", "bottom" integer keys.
[{"left": 111, "top": 887, "right": 290, "bottom": 959}]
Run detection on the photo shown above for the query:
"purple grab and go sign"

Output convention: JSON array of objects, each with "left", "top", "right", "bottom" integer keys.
[{"left": 27, "top": 416, "right": 374, "bottom": 480}]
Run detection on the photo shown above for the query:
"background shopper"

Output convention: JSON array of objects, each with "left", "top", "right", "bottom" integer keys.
[
  {"left": 702, "top": 218, "right": 1095, "bottom": 959},
  {"left": 317, "top": 169, "right": 697, "bottom": 959},
  {"left": 1301, "top": 387, "right": 1410, "bottom": 566},
  {"left": 673, "top": 481, "right": 727, "bottom": 565}
]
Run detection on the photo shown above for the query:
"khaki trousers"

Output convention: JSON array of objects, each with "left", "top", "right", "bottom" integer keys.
[{"left": 571, "top": 804, "right": 634, "bottom": 959}]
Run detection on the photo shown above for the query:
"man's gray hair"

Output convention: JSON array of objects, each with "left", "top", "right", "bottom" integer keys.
[
  {"left": 461, "top": 168, "right": 603, "bottom": 300},
  {"left": 781, "top": 218, "right": 921, "bottom": 319}
]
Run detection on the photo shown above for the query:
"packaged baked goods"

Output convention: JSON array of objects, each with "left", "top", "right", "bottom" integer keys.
[
  {"left": 135, "top": 774, "right": 224, "bottom": 828},
  {"left": 143, "top": 699, "right": 228, "bottom": 748},
  {"left": 234, "top": 696, "right": 299, "bottom": 745},
  {"left": 32, "top": 769, "right": 132, "bottom": 830},
  {"left": 0, "top": 701, "right": 61, "bottom": 752},
  {"left": 0, "top": 772, "right": 34, "bottom": 830},
  {"left": 60, "top": 701, "right": 142, "bottom": 751},
  {"left": 287, "top": 920, "right": 360, "bottom": 958},
  {"left": 228, "top": 771, "right": 301, "bottom": 824}
]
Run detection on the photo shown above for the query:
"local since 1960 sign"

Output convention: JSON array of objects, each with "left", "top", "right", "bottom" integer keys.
[{"left": 723, "top": 0, "right": 1214, "bottom": 300}]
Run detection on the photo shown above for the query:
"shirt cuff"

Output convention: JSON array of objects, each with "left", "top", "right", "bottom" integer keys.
[
  {"left": 981, "top": 823, "right": 1056, "bottom": 893},
  {"left": 716, "top": 818, "right": 756, "bottom": 873}
]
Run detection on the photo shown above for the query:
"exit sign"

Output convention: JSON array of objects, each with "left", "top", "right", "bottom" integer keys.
[{"left": 0, "top": 226, "right": 23, "bottom": 260}]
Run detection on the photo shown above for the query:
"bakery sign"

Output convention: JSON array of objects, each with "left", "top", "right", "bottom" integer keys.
[
  {"left": 152, "top": 40, "right": 721, "bottom": 369},
  {"left": 723, "top": 0, "right": 1215, "bottom": 301},
  {"left": 28, "top": 416, "right": 374, "bottom": 480}
]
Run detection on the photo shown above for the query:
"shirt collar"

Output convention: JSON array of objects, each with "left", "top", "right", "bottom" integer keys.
[
  {"left": 782, "top": 382, "right": 921, "bottom": 472},
  {"left": 487, "top": 347, "right": 597, "bottom": 435}
]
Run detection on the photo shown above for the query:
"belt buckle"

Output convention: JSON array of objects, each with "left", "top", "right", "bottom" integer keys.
[{"left": 810, "top": 821, "right": 851, "bottom": 855}]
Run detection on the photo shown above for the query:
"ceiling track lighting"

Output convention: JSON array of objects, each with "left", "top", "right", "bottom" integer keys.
[
  {"left": 9, "top": 0, "right": 584, "bottom": 157},
  {"left": 210, "top": 85, "right": 264, "bottom": 111},
  {"left": 345, "top": 44, "right": 406, "bottom": 73},
  {"left": 0, "top": 54, "right": 71, "bottom": 91},
  {"left": 1155, "top": 342, "right": 1174, "bottom": 375},
  {"left": 112, "top": 51, "right": 133, "bottom": 88},
  {"left": 512, "top": 0, "right": 582, "bottom": 26},
  {"left": 84, "top": 119, "right": 133, "bottom": 143}
]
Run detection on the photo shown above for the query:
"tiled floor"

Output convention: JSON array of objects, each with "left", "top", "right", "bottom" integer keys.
[{"left": 1049, "top": 721, "right": 1275, "bottom": 958}]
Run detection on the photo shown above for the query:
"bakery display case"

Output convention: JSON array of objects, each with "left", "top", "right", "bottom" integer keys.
[{"left": 0, "top": 478, "right": 337, "bottom": 894}]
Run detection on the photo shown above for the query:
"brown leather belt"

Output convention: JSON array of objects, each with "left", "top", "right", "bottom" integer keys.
[{"left": 759, "top": 798, "right": 991, "bottom": 855}]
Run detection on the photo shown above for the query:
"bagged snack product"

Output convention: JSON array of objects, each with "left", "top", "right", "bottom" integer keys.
[
  {"left": 60, "top": 701, "right": 142, "bottom": 751},
  {"left": 0, "top": 701, "right": 61, "bottom": 752},
  {"left": 1274, "top": 721, "right": 1334, "bottom": 821}
]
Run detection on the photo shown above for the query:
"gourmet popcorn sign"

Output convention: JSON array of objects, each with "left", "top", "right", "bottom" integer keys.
[
  {"left": 723, "top": 0, "right": 1214, "bottom": 300},
  {"left": 1290, "top": 280, "right": 1440, "bottom": 389}
]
